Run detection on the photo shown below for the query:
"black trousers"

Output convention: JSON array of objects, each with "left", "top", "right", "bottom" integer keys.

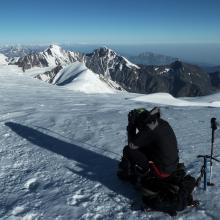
[{"left": 123, "top": 145, "right": 149, "bottom": 172}]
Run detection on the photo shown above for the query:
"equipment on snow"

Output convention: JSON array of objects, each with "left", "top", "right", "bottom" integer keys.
[
  {"left": 196, "top": 117, "right": 220, "bottom": 190},
  {"left": 118, "top": 158, "right": 198, "bottom": 216},
  {"left": 208, "top": 117, "right": 217, "bottom": 186}
]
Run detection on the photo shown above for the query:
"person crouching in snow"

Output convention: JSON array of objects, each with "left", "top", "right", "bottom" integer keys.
[
  {"left": 118, "top": 107, "right": 179, "bottom": 182},
  {"left": 117, "top": 107, "right": 197, "bottom": 215}
]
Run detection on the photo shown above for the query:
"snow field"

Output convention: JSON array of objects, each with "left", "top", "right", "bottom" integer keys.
[{"left": 1, "top": 65, "right": 220, "bottom": 219}]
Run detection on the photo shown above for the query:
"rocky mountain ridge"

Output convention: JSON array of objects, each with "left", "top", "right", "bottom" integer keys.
[
  {"left": 7, "top": 45, "right": 220, "bottom": 97},
  {"left": 12, "top": 45, "right": 83, "bottom": 71}
]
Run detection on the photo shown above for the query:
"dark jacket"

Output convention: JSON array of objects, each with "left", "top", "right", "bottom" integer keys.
[{"left": 129, "top": 118, "right": 179, "bottom": 174}]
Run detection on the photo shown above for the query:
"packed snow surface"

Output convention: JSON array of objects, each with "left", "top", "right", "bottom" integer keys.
[
  {"left": 133, "top": 93, "right": 220, "bottom": 107},
  {"left": 1, "top": 64, "right": 220, "bottom": 219}
]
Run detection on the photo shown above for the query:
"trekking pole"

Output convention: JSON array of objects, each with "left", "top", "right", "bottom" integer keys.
[{"left": 207, "top": 118, "right": 217, "bottom": 186}]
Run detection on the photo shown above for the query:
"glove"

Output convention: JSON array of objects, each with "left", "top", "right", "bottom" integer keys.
[
  {"left": 128, "top": 110, "right": 137, "bottom": 125},
  {"left": 129, "top": 142, "right": 139, "bottom": 150}
]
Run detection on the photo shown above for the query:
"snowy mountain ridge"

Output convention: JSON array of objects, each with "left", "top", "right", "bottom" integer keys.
[
  {"left": 10, "top": 45, "right": 137, "bottom": 92},
  {"left": 8, "top": 44, "right": 220, "bottom": 97},
  {"left": 13, "top": 44, "right": 83, "bottom": 71},
  {"left": 24, "top": 45, "right": 136, "bottom": 92},
  {"left": 11, "top": 45, "right": 140, "bottom": 72},
  {"left": 36, "top": 62, "right": 117, "bottom": 93}
]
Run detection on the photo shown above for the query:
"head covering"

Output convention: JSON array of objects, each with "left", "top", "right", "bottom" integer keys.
[
  {"left": 135, "top": 107, "right": 160, "bottom": 129},
  {"left": 149, "top": 107, "right": 160, "bottom": 120}
]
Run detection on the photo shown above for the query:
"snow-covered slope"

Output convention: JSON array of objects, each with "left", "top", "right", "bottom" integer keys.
[
  {"left": 1, "top": 65, "right": 220, "bottom": 219},
  {"left": 0, "top": 53, "right": 8, "bottom": 65},
  {"left": 52, "top": 62, "right": 115, "bottom": 93},
  {"left": 36, "top": 62, "right": 116, "bottom": 93},
  {"left": 133, "top": 92, "right": 220, "bottom": 107}
]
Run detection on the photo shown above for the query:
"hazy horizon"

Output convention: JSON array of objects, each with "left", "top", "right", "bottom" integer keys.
[
  {"left": 63, "top": 43, "right": 220, "bottom": 66},
  {"left": 1, "top": 43, "right": 220, "bottom": 66}
]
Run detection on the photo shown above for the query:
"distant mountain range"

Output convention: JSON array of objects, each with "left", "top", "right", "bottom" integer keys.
[
  {"left": 0, "top": 45, "right": 46, "bottom": 58},
  {"left": 2, "top": 44, "right": 220, "bottom": 97},
  {"left": 128, "top": 52, "right": 178, "bottom": 65}
]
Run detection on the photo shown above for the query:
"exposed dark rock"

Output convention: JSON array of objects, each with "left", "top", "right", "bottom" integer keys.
[
  {"left": 84, "top": 47, "right": 140, "bottom": 91},
  {"left": 35, "top": 65, "right": 63, "bottom": 83},
  {"left": 83, "top": 48, "right": 213, "bottom": 97},
  {"left": 209, "top": 71, "right": 220, "bottom": 88}
]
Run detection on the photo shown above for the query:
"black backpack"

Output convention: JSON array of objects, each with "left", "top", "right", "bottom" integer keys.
[{"left": 140, "top": 164, "right": 197, "bottom": 216}]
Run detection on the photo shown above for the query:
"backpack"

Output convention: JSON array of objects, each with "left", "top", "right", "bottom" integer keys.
[{"left": 140, "top": 164, "right": 197, "bottom": 216}]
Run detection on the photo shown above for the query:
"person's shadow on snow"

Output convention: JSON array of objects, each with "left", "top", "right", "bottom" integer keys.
[{"left": 5, "top": 122, "right": 136, "bottom": 200}]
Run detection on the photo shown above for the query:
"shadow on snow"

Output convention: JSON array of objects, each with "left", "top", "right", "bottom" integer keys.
[{"left": 5, "top": 122, "right": 136, "bottom": 200}]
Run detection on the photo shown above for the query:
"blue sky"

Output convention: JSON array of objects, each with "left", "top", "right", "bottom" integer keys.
[
  {"left": 0, "top": 0, "right": 220, "bottom": 45},
  {"left": 0, "top": 0, "right": 220, "bottom": 65}
]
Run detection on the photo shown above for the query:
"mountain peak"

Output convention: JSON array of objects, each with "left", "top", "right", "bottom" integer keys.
[
  {"left": 44, "top": 44, "right": 66, "bottom": 58},
  {"left": 96, "top": 46, "right": 114, "bottom": 53},
  {"left": 86, "top": 47, "right": 118, "bottom": 60},
  {"left": 14, "top": 44, "right": 82, "bottom": 70},
  {"left": 101, "top": 46, "right": 112, "bottom": 51},
  {"left": 49, "top": 44, "right": 61, "bottom": 50},
  {"left": 170, "top": 60, "right": 184, "bottom": 69}
]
